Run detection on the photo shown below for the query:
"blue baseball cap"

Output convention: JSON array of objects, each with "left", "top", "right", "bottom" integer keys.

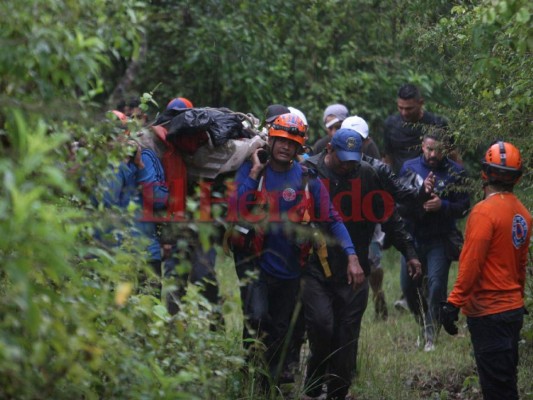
[{"left": 331, "top": 128, "right": 362, "bottom": 162}]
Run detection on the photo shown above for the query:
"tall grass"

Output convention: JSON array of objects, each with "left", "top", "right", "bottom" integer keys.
[
  {"left": 216, "top": 246, "right": 533, "bottom": 399},
  {"left": 353, "top": 248, "right": 479, "bottom": 400}
]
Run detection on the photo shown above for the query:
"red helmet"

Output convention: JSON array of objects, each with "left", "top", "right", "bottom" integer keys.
[
  {"left": 166, "top": 97, "right": 194, "bottom": 110},
  {"left": 111, "top": 110, "right": 130, "bottom": 135},
  {"left": 268, "top": 113, "right": 306, "bottom": 146},
  {"left": 111, "top": 110, "right": 128, "bottom": 124},
  {"left": 481, "top": 141, "right": 523, "bottom": 185}
]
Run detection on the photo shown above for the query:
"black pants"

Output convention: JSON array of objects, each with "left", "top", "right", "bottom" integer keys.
[
  {"left": 240, "top": 264, "right": 300, "bottom": 381},
  {"left": 467, "top": 308, "right": 524, "bottom": 400},
  {"left": 302, "top": 274, "right": 369, "bottom": 399}
]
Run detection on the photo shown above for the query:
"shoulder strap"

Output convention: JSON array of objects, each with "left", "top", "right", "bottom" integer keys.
[
  {"left": 300, "top": 165, "right": 312, "bottom": 224},
  {"left": 254, "top": 168, "right": 268, "bottom": 208}
]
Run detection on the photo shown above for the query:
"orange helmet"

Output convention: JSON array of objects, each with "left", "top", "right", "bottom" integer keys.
[
  {"left": 111, "top": 110, "right": 128, "bottom": 124},
  {"left": 111, "top": 110, "right": 130, "bottom": 135},
  {"left": 268, "top": 113, "right": 306, "bottom": 146},
  {"left": 481, "top": 141, "right": 523, "bottom": 185}
]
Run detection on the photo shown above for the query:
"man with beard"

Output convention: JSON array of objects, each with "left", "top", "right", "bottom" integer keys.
[
  {"left": 381, "top": 83, "right": 456, "bottom": 313},
  {"left": 301, "top": 128, "right": 423, "bottom": 400},
  {"left": 399, "top": 130, "right": 470, "bottom": 351}
]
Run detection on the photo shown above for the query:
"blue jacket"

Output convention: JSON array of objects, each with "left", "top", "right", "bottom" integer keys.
[
  {"left": 399, "top": 155, "right": 470, "bottom": 243},
  {"left": 96, "top": 148, "right": 168, "bottom": 260},
  {"left": 232, "top": 161, "right": 355, "bottom": 279}
]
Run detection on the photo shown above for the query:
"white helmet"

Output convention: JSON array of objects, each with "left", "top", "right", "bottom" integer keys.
[
  {"left": 341, "top": 115, "right": 369, "bottom": 139},
  {"left": 288, "top": 106, "right": 308, "bottom": 127}
]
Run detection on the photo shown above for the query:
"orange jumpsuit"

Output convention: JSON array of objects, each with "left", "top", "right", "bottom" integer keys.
[{"left": 448, "top": 192, "right": 531, "bottom": 316}]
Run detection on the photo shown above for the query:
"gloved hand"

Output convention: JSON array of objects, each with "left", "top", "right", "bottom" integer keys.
[{"left": 439, "top": 301, "right": 459, "bottom": 335}]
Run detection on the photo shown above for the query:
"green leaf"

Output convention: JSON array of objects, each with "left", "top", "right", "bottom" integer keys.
[{"left": 516, "top": 7, "right": 530, "bottom": 23}]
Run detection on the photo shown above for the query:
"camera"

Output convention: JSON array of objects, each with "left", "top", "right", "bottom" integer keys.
[{"left": 257, "top": 149, "right": 269, "bottom": 164}]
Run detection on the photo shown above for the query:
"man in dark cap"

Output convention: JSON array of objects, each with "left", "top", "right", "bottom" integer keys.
[
  {"left": 302, "top": 128, "right": 421, "bottom": 400},
  {"left": 264, "top": 104, "right": 291, "bottom": 124}
]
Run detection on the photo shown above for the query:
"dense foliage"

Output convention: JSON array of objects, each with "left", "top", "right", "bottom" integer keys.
[
  {"left": 137, "top": 0, "right": 457, "bottom": 144},
  {"left": 0, "top": 1, "right": 244, "bottom": 399},
  {"left": 0, "top": 0, "right": 531, "bottom": 398},
  {"left": 416, "top": 0, "right": 533, "bottom": 184}
]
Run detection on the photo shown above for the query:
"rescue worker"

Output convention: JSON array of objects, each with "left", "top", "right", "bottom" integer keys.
[
  {"left": 441, "top": 141, "right": 531, "bottom": 400},
  {"left": 93, "top": 110, "right": 169, "bottom": 297},
  {"left": 228, "top": 113, "right": 362, "bottom": 386}
]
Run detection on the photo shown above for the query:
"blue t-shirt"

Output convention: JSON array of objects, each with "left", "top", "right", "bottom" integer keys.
[{"left": 232, "top": 161, "right": 355, "bottom": 279}]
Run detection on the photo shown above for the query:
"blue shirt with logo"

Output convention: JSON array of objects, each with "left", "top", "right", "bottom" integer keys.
[{"left": 232, "top": 160, "right": 355, "bottom": 279}]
